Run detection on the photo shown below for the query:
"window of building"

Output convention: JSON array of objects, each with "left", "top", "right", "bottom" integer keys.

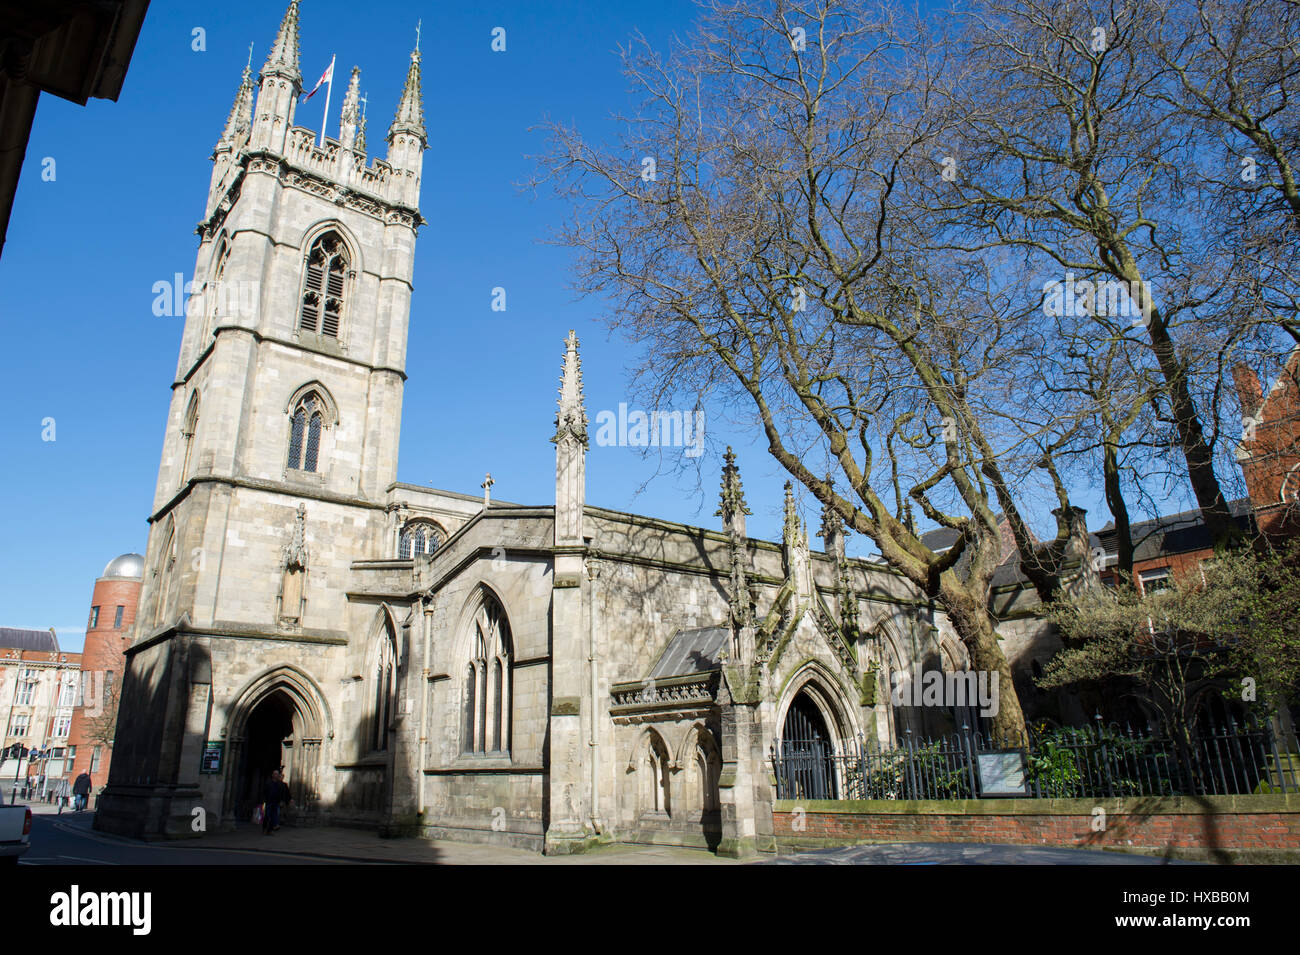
[
  {"left": 9, "top": 714, "right": 29, "bottom": 737},
  {"left": 58, "top": 676, "right": 77, "bottom": 707},
  {"left": 462, "top": 592, "right": 512, "bottom": 755},
  {"left": 154, "top": 520, "right": 177, "bottom": 628},
  {"left": 53, "top": 715, "right": 71, "bottom": 738},
  {"left": 286, "top": 392, "right": 325, "bottom": 472},
  {"left": 369, "top": 623, "right": 396, "bottom": 753},
  {"left": 180, "top": 391, "right": 200, "bottom": 482},
  {"left": 89, "top": 606, "right": 100, "bottom": 628},
  {"left": 398, "top": 521, "right": 442, "bottom": 559},
  {"left": 299, "top": 232, "right": 348, "bottom": 338},
  {"left": 1139, "top": 568, "right": 1172, "bottom": 595},
  {"left": 90, "top": 746, "right": 102, "bottom": 773},
  {"left": 113, "top": 605, "right": 124, "bottom": 629},
  {"left": 16, "top": 670, "right": 37, "bottom": 705}
]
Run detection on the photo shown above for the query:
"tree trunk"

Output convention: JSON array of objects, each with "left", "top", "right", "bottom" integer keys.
[
  {"left": 1102, "top": 438, "right": 1134, "bottom": 580},
  {"left": 938, "top": 575, "right": 1028, "bottom": 745}
]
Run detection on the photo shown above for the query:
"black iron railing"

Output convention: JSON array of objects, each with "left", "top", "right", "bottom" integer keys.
[{"left": 771, "top": 717, "right": 1300, "bottom": 801}]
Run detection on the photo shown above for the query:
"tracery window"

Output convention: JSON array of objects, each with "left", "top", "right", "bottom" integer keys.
[
  {"left": 462, "top": 593, "right": 512, "bottom": 755},
  {"left": 286, "top": 392, "right": 325, "bottom": 472},
  {"left": 398, "top": 521, "right": 442, "bottom": 559},
  {"left": 369, "top": 624, "right": 396, "bottom": 753},
  {"left": 299, "top": 232, "right": 347, "bottom": 338}
]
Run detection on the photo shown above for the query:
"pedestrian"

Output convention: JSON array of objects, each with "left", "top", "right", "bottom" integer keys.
[
  {"left": 73, "top": 771, "right": 92, "bottom": 812},
  {"left": 261, "top": 770, "right": 291, "bottom": 835}
]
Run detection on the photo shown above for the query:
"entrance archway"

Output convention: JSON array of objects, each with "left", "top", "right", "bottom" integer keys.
[
  {"left": 236, "top": 691, "right": 295, "bottom": 822},
  {"left": 222, "top": 666, "right": 329, "bottom": 826},
  {"left": 778, "top": 690, "right": 838, "bottom": 800}
]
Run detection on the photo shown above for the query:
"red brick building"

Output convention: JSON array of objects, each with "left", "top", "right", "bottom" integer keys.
[
  {"left": 66, "top": 553, "right": 143, "bottom": 793},
  {"left": 1236, "top": 345, "right": 1300, "bottom": 539},
  {"left": 1091, "top": 347, "right": 1300, "bottom": 594}
]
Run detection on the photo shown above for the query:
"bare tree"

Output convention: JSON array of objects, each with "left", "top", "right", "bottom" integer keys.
[
  {"left": 535, "top": 0, "right": 1125, "bottom": 741},
  {"left": 942, "top": 0, "right": 1253, "bottom": 547}
]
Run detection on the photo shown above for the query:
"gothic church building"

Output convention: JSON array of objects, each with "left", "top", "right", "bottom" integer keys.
[{"left": 98, "top": 2, "right": 999, "bottom": 855}]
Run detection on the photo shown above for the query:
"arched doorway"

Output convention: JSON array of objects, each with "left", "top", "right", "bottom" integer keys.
[
  {"left": 222, "top": 667, "right": 328, "bottom": 827},
  {"left": 235, "top": 690, "right": 295, "bottom": 823},
  {"left": 778, "top": 691, "right": 838, "bottom": 800}
]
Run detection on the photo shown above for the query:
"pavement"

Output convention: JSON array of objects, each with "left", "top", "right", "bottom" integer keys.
[
  {"left": 21, "top": 802, "right": 1192, "bottom": 865},
  {"left": 35, "top": 807, "right": 737, "bottom": 865}
]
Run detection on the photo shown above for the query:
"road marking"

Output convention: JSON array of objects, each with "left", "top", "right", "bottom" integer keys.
[{"left": 59, "top": 854, "right": 117, "bottom": 864}]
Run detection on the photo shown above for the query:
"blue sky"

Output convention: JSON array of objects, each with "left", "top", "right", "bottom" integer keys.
[
  {"left": 0, "top": 0, "right": 1146, "bottom": 653},
  {"left": 1, "top": 0, "right": 861, "bottom": 651}
]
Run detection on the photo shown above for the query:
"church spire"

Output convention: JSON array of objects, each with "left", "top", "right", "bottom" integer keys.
[
  {"left": 553, "top": 331, "right": 587, "bottom": 549},
  {"left": 388, "top": 47, "right": 426, "bottom": 146},
  {"left": 716, "top": 446, "right": 751, "bottom": 537},
  {"left": 217, "top": 62, "right": 255, "bottom": 147},
  {"left": 553, "top": 329, "right": 588, "bottom": 448},
  {"left": 339, "top": 66, "right": 362, "bottom": 153},
  {"left": 385, "top": 36, "right": 426, "bottom": 208},
  {"left": 261, "top": 0, "right": 301, "bottom": 83},
  {"left": 251, "top": 1, "right": 302, "bottom": 153},
  {"left": 782, "top": 481, "right": 814, "bottom": 600}
]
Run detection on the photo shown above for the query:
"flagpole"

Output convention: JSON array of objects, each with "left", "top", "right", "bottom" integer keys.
[{"left": 319, "top": 54, "right": 335, "bottom": 147}]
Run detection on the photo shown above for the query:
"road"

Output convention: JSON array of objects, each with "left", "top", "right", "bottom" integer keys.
[{"left": 19, "top": 812, "right": 358, "bottom": 865}]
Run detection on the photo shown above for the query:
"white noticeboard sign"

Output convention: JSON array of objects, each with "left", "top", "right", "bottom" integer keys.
[{"left": 977, "top": 750, "right": 1028, "bottom": 796}]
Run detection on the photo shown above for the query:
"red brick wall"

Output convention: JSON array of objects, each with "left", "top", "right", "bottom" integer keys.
[
  {"left": 774, "top": 797, "right": 1300, "bottom": 853},
  {"left": 67, "top": 575, "right": 141, "bottom": 788},
  {"left": 1240, "top": 350, "right": 1300, "bottom": 538}
]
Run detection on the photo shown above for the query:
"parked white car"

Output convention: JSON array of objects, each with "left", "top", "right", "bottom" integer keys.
[{"left": 0, "top": 788, "right": 31, "bottom": 864}]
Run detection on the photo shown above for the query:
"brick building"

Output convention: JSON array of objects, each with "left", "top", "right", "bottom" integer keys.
[
  {"left": 1237, "top": 345, "right": 1300, "bottom": 539},
  {"left": 66, "top": 553, "right": 144, "bottom": 794},
  {"left": 1089, "top": 348, "right": 1300, "bottom": 595},
  {"left": 0, "top": 628, "right": 81, "bottom": 797}
]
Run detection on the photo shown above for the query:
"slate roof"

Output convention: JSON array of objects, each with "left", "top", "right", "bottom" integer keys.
[
  {"left": 0, "top": 627, "right": 58, "bottom": 653},
  {"left": 1094, "top": 498, "right": 1255, "bottom": 563},
  {"left": 647, "top": 625, "right": 729, "bottom": 680}
]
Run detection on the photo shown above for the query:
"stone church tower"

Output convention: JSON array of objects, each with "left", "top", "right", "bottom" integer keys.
[
  {"left": 98, "top": 0, "right": 439, "bottom": 837},
  {"left": 99, "top": 1, "right": 976, "bottom": 855}
]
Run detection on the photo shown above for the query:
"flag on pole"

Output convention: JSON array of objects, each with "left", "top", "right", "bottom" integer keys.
[{"left": 301, "top": 55, "right": 335, "bottom": 102}]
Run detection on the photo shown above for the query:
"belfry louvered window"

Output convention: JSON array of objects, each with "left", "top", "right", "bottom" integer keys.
[
  {"left": 287, "top": 393, "right": 324, "bottom": 472},
  {"left": 299, "top": 233, "right": 347, "bottom": 338}
]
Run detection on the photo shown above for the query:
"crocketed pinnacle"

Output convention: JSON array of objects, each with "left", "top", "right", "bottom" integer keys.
[
  {"left": 261, "top": 0, "right": 301, "bottom": 82},
  {"left": 218, "top": 63, "right": 255, "bottom": 145},
  {"left": 553, "top": 330, "right": 588, "bottom": 447},
  {"left": 388, "top": 47, "right": 426, "bottom": 145},
  {"left": 716, "top": 447, "right": 752, "bottom": 523}
]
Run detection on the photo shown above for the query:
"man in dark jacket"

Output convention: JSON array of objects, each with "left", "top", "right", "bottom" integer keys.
[
  {"left": 262, "top": 770, "right": 291, "bottom": 835},
  {"left": 72, "top": 772, "right": 92, "bottom": 812}
]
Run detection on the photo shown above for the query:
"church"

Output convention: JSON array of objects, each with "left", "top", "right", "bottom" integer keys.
[{"left": 97, "top": 1, "right": 1055, "bottom": 855}]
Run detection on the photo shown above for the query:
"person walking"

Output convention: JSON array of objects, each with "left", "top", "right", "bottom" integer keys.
[
  {"left": 72, "top": 771, "right": 92, "bottom": 812},
  {"left": 261, "top": 770, "right": 291, "bottom": 835}
]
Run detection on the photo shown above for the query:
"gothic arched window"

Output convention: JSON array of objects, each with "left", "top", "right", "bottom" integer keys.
[
  {"left": 286, "top": 393, "right": 325, "bottom": 472},
  {"left": 299, "top": 232, "right": 348, "bottom": 338},
  {"left": 180, "top": 391, "right": 199, "bottom": 482},
  {"left": 398, "top": 521, "right": 442, "bottom": 559},
  {"left": 153, "top": 519, "right": 177, "bottom": 629},
  {"left": 369, "top": 621, "right": 396, "bottom": 753},
  {"left": 203, "top": 240, "right": 229, "bottom": 342},
  {"left": 462, "top": 592, "right": 512, "bottom": 756}
]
